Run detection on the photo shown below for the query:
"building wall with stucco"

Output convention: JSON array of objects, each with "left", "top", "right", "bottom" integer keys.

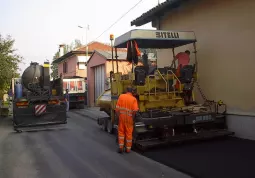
[{"left": 151, "top": 0, "right": 255, "bottom": 140}]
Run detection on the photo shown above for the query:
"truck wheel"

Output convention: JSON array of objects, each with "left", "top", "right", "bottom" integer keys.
[
  {"left": 79, "top": 104, "right": 85, "bottom": 109},
  {"left": 107, "top": 119, "right": 113, "bottom": 134}
]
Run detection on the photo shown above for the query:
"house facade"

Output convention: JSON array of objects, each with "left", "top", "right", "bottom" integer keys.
[
  {"left": 86, "top": 50, "right": 133, "bottom": 106},
  {"left": 53, "top": 41, "right": 118, "bottom": 78},
  {"left": 131, "top": 0, "right": 255, "bottom": 140}
]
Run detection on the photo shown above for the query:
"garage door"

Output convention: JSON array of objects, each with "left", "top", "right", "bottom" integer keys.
[{"left": 94, "top": 65, "right": 105, "bottom": 103}]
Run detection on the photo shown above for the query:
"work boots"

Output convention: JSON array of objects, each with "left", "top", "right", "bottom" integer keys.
[
  {"left": 125, "top": 149, "right": 131, "bottom": 153},
  {"left": 117, "top": 147, "right": 131, "bottom": 154},
  {"left": 117, "top": 148, "right": 123, "bottom": 154}
]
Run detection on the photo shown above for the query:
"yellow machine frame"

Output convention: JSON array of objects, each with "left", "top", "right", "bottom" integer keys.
[{"left": 96, "top": 30, "right": 233, "bottom": 149}]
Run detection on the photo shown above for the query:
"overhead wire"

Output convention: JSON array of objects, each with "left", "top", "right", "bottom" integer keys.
[
  {"left": 84, "top": 0, "right": 144, "bottom": 74},
  {"left": 91, "top": 0, "right": 143, "bottom": 42}
]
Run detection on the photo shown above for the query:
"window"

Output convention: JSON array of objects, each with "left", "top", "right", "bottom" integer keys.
[
  {"left": 63, "top": 61, "right": 68, "bottom": 73},
  {"left": 70, "top": 81, "right": 75, "bottom": 91},
  {"left": 63, "top": 81, "right": 68, "bottom": 90},
  {"left": 77, "top": 81, "right": 83, "bottom": 90},
  {"left": 78, "top": 63, "right": 85, "bottom": 69}
]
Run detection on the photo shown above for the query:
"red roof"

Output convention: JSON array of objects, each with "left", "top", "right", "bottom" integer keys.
[
  {"left": 53, "top": 41, "right": 127, "bottom": 64},
  {"left": 75, "top": 41, "right": 126, "bottom": 52}
]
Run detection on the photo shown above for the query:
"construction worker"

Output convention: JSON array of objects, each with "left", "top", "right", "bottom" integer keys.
[
  {"left": 174, "top": 50, "right": 191, "bottom": 89},
  {"left": 115, "top": 86, "right": 139, "bottom": 153},
  {"left": 174, "top": 50, "right": 191, "bottom": 68},
  {"left": 65, "top": 89, "right": 69, "bottom": 112}
]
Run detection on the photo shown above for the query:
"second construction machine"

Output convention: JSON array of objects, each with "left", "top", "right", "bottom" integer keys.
[{"left": 97, "top": 29, "right": 234, "bottom": 150}]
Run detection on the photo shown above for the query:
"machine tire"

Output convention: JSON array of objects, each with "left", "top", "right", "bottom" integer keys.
[
  {"left": 14, "top": 127, "right": 22, "bottom": 133},
  {"left": 107, "top": 118, "right": 113, "bottom": 134},
  {"left": 75, "top": 104, "right": 80, "bottom": 109},
  {"left": 101, "top": 118, "right": 107, "bottom": 131}
]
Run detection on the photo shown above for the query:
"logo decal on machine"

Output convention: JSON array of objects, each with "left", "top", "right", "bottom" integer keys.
[
  {"left": 35, "top": 104, "right": 46, "bottom": 116},
  {"left": 194, "top": 115, "right": 214, "bottom": 123},
  {"left": 155, "top": 31, "right": 179, "bottom": 39}
]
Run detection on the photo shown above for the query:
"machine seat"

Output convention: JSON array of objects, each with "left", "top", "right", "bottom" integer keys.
[{"left": 134, "top": 66, "right": 146, "bottom": 85}]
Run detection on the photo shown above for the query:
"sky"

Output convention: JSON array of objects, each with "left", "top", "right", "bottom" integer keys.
[{"left": 0, "top": 0, "right": 165, "bottom": 74}]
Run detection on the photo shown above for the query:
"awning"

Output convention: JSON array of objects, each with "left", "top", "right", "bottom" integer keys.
[{"left": 114, "top": 29, "right": 196, "bottom": 49}]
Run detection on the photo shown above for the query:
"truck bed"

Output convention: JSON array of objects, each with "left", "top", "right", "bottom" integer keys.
[{"left": 13, "top": 103, "right": 67, "bottom": 130}]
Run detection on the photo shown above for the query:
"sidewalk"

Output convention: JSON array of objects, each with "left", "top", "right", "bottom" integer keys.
[{"left": 72, "top": 107, "right": 109, "bottom": 120}]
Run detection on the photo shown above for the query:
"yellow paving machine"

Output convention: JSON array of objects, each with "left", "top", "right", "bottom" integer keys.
[{"left": 97, "top": 29, "right": 234, "bottom": 150}]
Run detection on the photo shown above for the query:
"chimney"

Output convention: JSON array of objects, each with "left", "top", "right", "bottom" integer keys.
[{"left": 59, "top": 44, "right": 65, "bottom": 57}]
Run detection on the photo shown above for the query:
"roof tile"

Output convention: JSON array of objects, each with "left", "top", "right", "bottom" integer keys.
[
  {"left": 95, "top": 50, "right": 127, "bottom": 59},
  {"left": 53, "top": 41, "right": 126, "bottom": 64},
  {"left": 131, "top": 0, "right": 181, "bottom": 26},
  {"left": 75, "top": 41, "right": 126, "bottom": 52}
]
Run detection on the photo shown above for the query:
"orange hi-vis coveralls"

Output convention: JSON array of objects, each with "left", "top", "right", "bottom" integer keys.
[{"left": 115, "top": 92, "right": 139, "bottom": 152}]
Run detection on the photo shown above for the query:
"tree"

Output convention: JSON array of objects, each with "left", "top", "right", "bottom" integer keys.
[
  {"left": 0, "top": 34, "right": 23, "bottom": 92},
  {"left": 50, "top": 51, "right": 59, "bottom": 79},
  {"left": 64, "top": 44, "right": 71, "bottom": 54},
  {"left": 140, "top": 48, "right": 157, "bottom": 58},
  {"left": 139, "top": 48, "right": 157, "bottom": 65},
  {"left": 74, "top": 39, "right": 82, "bottom": 49}
]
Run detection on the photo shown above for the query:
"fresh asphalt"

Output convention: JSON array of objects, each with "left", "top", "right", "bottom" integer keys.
[
  {"left": 0, "top": 110, "right": 191, "bottom": 178},
  {"left": 74, "top": 108, "right": 255, "bottom": 178}
]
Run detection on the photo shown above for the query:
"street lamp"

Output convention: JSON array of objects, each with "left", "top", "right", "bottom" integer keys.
[{"left": 78, "top": 25, "right": 89, "bottom": 60}]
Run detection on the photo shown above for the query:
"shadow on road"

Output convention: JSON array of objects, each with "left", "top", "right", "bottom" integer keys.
[{"left": 0, "top": 116, "right": 69, "bottom": 135}]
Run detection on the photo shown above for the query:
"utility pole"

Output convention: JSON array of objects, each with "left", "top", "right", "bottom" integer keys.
[
  {"left": 78, "top": 25, "right": 90, "bottom": 60},
  {"left": 110, "top": 34, "right": 114, "bottom": 73},
  {"left": 86, "top": 25, "right": 89, "bottom": 60}
]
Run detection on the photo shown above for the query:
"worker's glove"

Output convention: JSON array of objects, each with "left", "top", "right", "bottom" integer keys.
[{"left": 133, "top": 112, "right": 141, "bottom": 123}]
